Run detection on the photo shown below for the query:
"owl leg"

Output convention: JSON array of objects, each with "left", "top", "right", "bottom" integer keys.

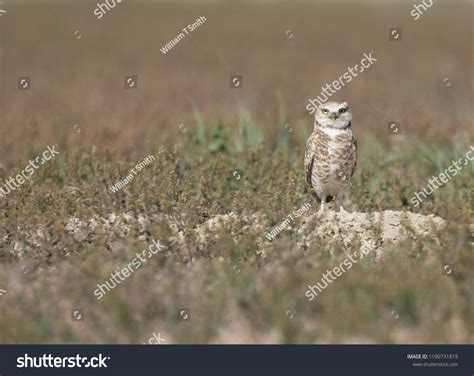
[
  {"left": 337, "top": 192, "right": 346, "bottom": 213},
  {"left": 318, "top": 194, "right": 327, "bottom": 213}
]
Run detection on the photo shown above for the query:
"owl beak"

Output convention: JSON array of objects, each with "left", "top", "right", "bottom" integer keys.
[{"left": 330, "top": 113, "right": 338, "bottom": 120}]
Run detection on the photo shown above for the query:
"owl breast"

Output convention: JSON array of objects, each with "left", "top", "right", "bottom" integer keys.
[{"left": 307, "top": 127, "right": 357, "bottom": 198}]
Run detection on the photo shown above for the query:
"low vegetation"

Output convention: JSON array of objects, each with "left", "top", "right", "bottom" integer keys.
[{"left": 0, "top": 116, "right": 472, "bottom": 343}]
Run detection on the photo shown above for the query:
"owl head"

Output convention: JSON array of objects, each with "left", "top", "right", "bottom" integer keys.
[{"left": 315, "top": 101, "right": 352, "bottom": 129}]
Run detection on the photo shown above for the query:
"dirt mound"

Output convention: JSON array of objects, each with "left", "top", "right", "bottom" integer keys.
[
  {"left": 10, "top": 209, "right": 447, "bottom": 260},
  {"left": 297, "top": 210, "right": 446, "bottom": 252},
  {"left": 191, "top": 209, "right": 447, "bottom": 257}
]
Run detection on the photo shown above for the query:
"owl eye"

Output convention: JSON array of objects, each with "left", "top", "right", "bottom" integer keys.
[
  {"left": 339, "top": 108, "right": 347, "bottom": 114},
  {"left": 322, "top": 109, "right": 329, "bottom": 114}
]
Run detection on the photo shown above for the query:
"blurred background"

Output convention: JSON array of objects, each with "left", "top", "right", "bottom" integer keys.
[
  {"left": 0, "top": 0, "right": 472, "bottom": 344},
  {"left": 0, "top": 0, "right": 472, "bottom": 165}
]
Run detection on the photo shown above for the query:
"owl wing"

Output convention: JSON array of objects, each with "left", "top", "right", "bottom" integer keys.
[
  {"left": 350, "top": 133, "right": 357, "bottom": 177},
  {"left": 304, "top": 132, "right": 316, "bottom": 185}
]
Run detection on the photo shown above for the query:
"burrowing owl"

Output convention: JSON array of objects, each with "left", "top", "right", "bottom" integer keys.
[{"left": 304, "top": 101, "right": 357, "bottom": 212}]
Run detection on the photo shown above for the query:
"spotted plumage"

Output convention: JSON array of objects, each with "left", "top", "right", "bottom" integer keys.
[{"left": 304, "top": 101, "right": 357, "bottom": 211}]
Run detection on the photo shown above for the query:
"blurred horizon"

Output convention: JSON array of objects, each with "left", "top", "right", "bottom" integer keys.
[{"left": 0, "top": 0, "right": 472, "bottom": 165}]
